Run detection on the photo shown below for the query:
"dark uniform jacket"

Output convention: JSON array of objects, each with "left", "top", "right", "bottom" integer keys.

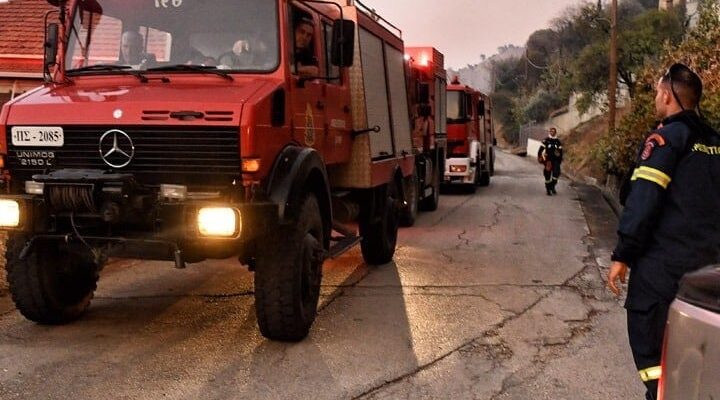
[
  {"left": 613, "top": 111, "right": 720, "bottom": 304},
  {"left": 295, "top": 47, "right": 318, "bottom": 69},
  {"left": 538, "top": 137, "right": 563, "bottom": 162}
]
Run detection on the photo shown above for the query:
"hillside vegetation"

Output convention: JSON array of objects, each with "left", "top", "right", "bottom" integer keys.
[{"left": 596, "top": 0, "right": 720, "bottom": 177}]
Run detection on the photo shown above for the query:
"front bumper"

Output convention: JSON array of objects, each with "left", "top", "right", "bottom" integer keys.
[
  {"left": 0, "top": 193, "right": 279, "bottom": 263},
  {"left": 444, "top": 157, "right": 476, "bottom": 184}
]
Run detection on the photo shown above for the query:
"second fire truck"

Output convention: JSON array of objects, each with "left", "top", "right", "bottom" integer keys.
[{"left": 400, "top": 47, "right": 447, "bottom": 226}]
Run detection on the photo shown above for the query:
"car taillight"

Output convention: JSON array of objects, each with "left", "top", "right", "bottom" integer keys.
[{"left": 658, "top": 321, "right": 670, "bottom": 400}]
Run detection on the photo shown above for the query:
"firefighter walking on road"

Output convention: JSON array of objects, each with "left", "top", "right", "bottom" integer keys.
[
  {"left": 537, "top": 127, "right": 563, "bottom": 195},
  {"left": 607, "top": 64, "right": 720, "bottom": 400}
]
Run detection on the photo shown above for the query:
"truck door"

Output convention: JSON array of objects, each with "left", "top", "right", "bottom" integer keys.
[
  {"left": 320, "top": 20, "right": 351, "bottom": 165},
  {"left": 288, "top": 7, "right": 326, "bottom": 153},
  {"left": 359, "top": 28, "right": 394, "bottom": 159}
]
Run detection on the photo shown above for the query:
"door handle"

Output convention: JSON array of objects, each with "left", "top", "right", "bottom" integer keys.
[{"left": 316, "top": 101, "right": 325, "bottom": 110}]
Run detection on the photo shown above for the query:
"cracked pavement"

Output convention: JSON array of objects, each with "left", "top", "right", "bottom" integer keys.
[{"left": 0, "top": 151, "right": 645, "bottom": 399}]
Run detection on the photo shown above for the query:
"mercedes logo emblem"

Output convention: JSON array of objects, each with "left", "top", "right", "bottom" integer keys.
[{"left": 99, "top": 129, "right": 135, "bottom": 168}]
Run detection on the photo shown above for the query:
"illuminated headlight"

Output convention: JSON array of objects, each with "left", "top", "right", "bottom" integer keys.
[
  {"left": 197, "top": 207, "right": 241, "bottom": 237},
  {"left": 25, "top": 181, "right": 45, "bottom": 195},
  {"left": 160, "top": 184, "right": 187, "bottom": 201},
  {"left": 450, "top": 165, "right": 468, "bottom": 173},
  {"left": 0, "top": 200, "right": 20, "bottom": 227}
]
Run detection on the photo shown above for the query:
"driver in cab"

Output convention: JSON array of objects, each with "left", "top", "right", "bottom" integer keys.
[
  {"left": 119, "top": 31, "right": 157, "bottom": 69},
  {"left": 294, "top": 17, "right": 319, "bottom": 77}
]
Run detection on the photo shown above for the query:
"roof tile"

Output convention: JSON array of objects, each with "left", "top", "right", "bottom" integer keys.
[{"left": 0, "top": 0, "right": 55, "bottom": 73}]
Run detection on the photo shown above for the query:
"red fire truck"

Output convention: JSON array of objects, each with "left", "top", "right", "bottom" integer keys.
[
  {"left": 444, "top": 77, "right": 495, "bottom": 190},
  {"left": 400, "top": 47, "right": 447, "bottom": 226},
  {"left": 0, "top": 0, "right": 415, "bottom": 341}
]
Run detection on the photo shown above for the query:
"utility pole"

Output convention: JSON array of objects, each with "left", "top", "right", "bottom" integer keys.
[{"left": 608, "top": 0, "right": 618, "bottom": 132}]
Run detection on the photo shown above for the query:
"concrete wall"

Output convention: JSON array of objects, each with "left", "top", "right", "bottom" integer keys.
[
  {"left": 659, "top": 0, "right": 700, "bottom": 28},
  {"left": 538, "top": 93, "right": 604, "bottom": 136}
]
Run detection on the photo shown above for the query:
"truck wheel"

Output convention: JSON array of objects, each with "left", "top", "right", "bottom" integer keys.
[
  {"left": 6, "top": 235, "right": 100, "bottom": 324},
  {"left": 360, "top": 182, "right": 399, "bottom": 265},
  {"left": 489, "top": 148, "right": 496, "bottom": 176},
  {"left": 399, "top": 170, "right": 419, "bottom": 227},
  {"left": 419, "top": 163, "right": 440, "bottom": 212},
  {"left": 255, "top": 193, "right": 325, "bottom": 342},
  {"left": 479, "top": 166, "right": 491, "bottom": 187}
]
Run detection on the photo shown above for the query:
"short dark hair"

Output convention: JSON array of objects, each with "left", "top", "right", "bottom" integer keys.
[
  {"left": 661, "top": 63, "right": 703, "bottom": 111},
  {"left": 296, "top": 16, "right": 314, "bottom": 29}
]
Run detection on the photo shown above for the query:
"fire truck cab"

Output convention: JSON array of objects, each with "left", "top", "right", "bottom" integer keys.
[
  {"left": 444, "top": 78, "right": 495, "bottom": 190},
  {"left": 0, "top": 0, "right": 414, "bottom": 341}
]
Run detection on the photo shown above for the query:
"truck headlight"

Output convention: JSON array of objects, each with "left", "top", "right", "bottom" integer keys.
[
  {"left": 0, "top": 199, "right": 20, "bottom": 227},
  {"left": 197, "top": 207, "right": 241, "bottom": 237}
]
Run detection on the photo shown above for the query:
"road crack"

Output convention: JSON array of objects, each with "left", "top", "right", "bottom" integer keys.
[{"left": 357, "top": 188, "right": 615, "bottom": 400}]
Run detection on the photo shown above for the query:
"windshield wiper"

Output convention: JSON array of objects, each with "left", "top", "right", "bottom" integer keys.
[
  {"left": 147, "top": 64, "right": 234, "bottom": 81},
  {"left": 67, "top": 64, "right": 149, "bottom": 82},
  {"left": 68, "top": 64, "right": 133, "bottom": 73}
]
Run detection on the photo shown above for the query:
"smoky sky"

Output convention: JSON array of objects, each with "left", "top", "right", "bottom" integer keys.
[{"left": 359, "top": 0, "right": 587, "bottom": 68}]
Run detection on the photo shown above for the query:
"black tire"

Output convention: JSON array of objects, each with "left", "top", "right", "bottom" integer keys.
[
  {"left": 419, "top": 162, "right": 440, "bottom": 212},
  {"left": 489, "top": 147, "right": 496, "bottom": 176},
  {"left": 359, "top": 182, "right": 400, "bottom": 265},
  {"left": 479, "top": 167, "right": 491, "bottom": 187},
  {"left": 399, "top": 170, "right": 419, "bottom": 227},
  {"left": 6, "top": 235, "right": 100, "bottom": 324},
  {"left": 255, "top": 194, "right": 325, "bottom": 342}
]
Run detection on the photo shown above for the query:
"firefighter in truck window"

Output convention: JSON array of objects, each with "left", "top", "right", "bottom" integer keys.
[{"left": 293, "top": 15, "right": 319, "bottom": 77}]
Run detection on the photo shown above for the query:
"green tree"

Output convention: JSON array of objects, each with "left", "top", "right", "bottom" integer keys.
[
  {"left": 596, "top": 0, "right": 720, "bottom": 176},
  {"left": 571, "top": 9, "right": 684, "bottom": 113}
]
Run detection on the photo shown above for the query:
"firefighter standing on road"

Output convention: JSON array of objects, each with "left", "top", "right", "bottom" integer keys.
[
  {"left": 537, "top": 127, "right": 563, "bottom": 195},
  {"left": 607, "top": 64, "right": 720, "bottom": 400}
]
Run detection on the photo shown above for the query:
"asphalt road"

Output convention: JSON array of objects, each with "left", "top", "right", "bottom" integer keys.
[{"left": 0, "top": 151, "right": 645, "bottom": 399}]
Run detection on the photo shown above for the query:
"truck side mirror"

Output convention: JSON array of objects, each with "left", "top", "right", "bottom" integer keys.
[
  {"left": 418, "top": 104, "right": 432, "bottom": 118},
  {"left": 478, "top": 100, "right": 485, "bottom": 115},
  {"left": 44, "top": 23, "right": 59, "bottom": 70},
  {"left": 418, "top": 83, "right": 430, "bottom": 104},
  {"left": 331, "top": 19, "right": 355, "bottom": 67}
]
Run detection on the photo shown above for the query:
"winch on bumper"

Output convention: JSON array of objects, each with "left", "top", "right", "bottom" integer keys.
[{"left": 0, "top": 169, "right": 278, "bottom": 268}]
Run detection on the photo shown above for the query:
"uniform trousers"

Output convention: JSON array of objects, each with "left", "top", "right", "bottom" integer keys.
[
  {"left": 543, "top": 160, "right": 561, "bottom": 191},
  {"left": 626, "top": 256, "right": 677, "bottom": 400}
]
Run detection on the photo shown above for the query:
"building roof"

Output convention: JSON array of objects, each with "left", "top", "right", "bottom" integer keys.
[{"left": 0, "top": 0, "right": 55, "bottom": 74}]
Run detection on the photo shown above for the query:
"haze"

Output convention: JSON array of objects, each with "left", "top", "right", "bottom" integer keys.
[{"left": 359, "top": 0, "right": 585, "bottom": 68}]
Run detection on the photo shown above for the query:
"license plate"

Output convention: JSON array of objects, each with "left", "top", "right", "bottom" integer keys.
[{"left": 11, "top": 126, "right": 64, "bottom": 147}]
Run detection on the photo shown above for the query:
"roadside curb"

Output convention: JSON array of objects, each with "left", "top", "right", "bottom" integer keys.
[{"left": 562, "top": 170, "right": 621, "bottom": 218}]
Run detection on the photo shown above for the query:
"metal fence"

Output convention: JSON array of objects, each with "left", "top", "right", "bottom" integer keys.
[{"left": 517, "top": 122, "right": 547, "bottom": 149}]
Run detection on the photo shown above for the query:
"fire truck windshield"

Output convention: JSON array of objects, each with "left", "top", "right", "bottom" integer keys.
[
  {"left": 446, "top": 91, "right": 467, "bottom": 122},
  {"left": 65, "top": 0, "right": 279, "bottom": 74}
]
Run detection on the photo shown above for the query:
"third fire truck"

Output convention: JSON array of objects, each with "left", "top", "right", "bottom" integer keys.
[{"left": 444, "top": 77, "right": 495, "bottom": 190}]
